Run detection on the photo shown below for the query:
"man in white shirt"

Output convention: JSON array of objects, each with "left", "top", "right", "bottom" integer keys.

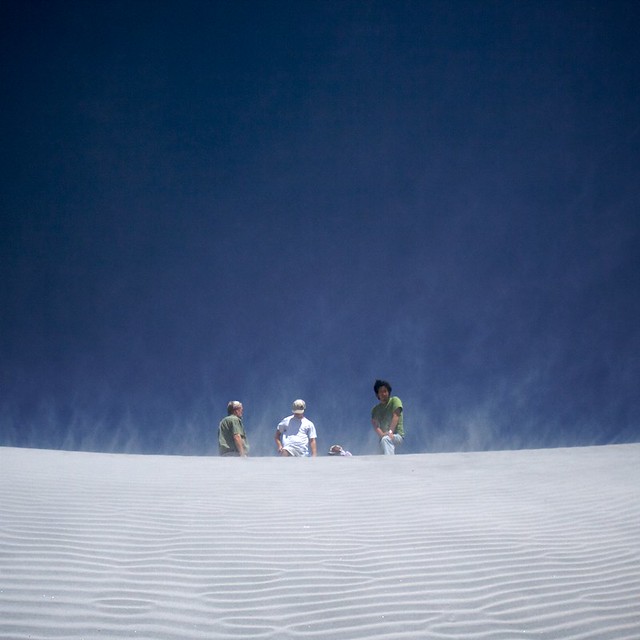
[{"left": 275, "top": 399, "right": 317, "bottom": 457}]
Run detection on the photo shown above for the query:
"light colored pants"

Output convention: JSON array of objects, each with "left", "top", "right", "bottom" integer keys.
[{"left": 380, "top": 433, "right": 403, "bottom": 455}]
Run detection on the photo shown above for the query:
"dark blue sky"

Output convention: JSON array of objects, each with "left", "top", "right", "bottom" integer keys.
[{"left": 2, "top": 1, "right": 639, "bottom": 456}]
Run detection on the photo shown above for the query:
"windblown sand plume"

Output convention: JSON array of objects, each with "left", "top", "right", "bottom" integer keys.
[{"left": 1, "top": 444, "right": 639, "bottom": 639}]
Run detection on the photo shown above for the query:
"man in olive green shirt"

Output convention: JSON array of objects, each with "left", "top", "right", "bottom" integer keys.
[
  {"left": 371, "top": 379, "right": 404, "bottom": 455},
  {"left": 218, "top": 401, "right": 249, "bottom": 456}
]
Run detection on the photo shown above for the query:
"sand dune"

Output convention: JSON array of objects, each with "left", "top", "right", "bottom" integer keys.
[{"left": 1, "top": 444, "right": 639, "bottom": 639}]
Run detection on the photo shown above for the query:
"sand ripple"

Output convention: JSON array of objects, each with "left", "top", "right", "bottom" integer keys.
[{"left": 1, "top": 445, "right": 639, "bottom": 639}]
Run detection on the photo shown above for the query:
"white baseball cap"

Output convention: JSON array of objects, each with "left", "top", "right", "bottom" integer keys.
[{"left": 292, "top": 399, "right": 306, "bottom": 414}]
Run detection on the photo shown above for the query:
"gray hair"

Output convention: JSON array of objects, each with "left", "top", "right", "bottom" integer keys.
[{"left": 227, "top": 400, "right": 242, "bottom": 415}]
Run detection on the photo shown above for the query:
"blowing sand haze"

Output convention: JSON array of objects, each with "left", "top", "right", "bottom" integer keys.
[{"left": 1, "top": 444, "right": 639, "bottom": 639}]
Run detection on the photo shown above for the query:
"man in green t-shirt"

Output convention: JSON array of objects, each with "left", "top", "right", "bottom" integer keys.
[
  {"left": 218, "top": 401, "right": 249, "bottom": 457},
  {"left": 371, "top": 379, "right": 404, "bottom": 455}
]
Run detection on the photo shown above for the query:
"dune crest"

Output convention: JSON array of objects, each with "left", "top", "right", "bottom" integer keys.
[{"left": 1, "top": 444, "right": 640, "bottom": 639}]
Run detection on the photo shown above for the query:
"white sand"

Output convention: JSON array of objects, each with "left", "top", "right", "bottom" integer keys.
[{"left": 1, "top": 444, "right": 639, "bottom": 639}]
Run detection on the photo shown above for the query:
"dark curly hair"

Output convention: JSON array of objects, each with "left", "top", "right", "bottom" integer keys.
[{"left": 373, "top": 379, "right": 392, "bottom": 395}]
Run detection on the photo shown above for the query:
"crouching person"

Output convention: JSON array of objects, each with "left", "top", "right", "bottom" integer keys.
[
  {"left": 371, "top": 379, "right": 404, "bottom": 455},
  {"left": 275, "top": 399, "right": 317, "bottom": 457}
]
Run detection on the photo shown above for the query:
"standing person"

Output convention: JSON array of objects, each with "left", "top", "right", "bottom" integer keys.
[
  {"left": 275, "top": 399, "right": 317, "bottom": 457},
  {"left": 371, "top": 379, "right": 404, "bottom": 455},
  {"left": 218, "top": 401, "right": 249, "bottom": 457}
]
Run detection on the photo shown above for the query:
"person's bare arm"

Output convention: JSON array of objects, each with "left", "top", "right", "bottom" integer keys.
[
  {"left": 372, "top": 409, "right": 402, "bottom": 439},
  {"left": 388, "top": 409, "right": 401, "bottom": 434},
  {"left": 309, "top": 437, "right": 317, "bottom": 457},
  {"left": 233, "top": 433, "right": 246, "bottom": 456},
  {"left": 372, "top": 418, "right": 385, "bottom": 439}
]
